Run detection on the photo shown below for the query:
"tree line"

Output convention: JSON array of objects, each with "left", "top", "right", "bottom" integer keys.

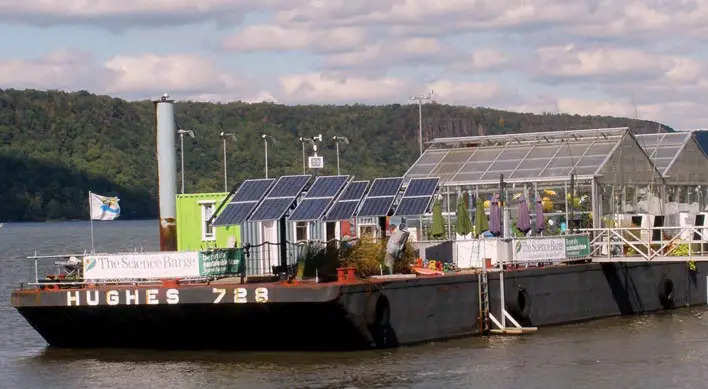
[{"left": 0, "top": 88, "right": 672, "bottom": 221}]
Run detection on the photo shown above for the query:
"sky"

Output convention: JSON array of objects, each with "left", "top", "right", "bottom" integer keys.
[{"left": 1, "top": 0, "right": 707, "bottom": 129}]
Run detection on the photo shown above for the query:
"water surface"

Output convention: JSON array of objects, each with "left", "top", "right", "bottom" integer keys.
[{"left": 1, "top": 221, "right": 707, "bottom": 388}]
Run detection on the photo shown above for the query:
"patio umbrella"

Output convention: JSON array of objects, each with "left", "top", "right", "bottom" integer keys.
[
  {"left": 431, "top": 198, "right": 445, "bottom": 239},
  {"left": 489, "top": 193, "right": 502, "bottom": 236},
  {"left": 535, "top": 193, "right": 545, "bottom": 234},
  {"left": 516, "top": 194, "right": 531, "bottom": 234},
  {"left": 474, "top": 196, "right": 488, "bottom": 238},
  {"left": 456, "top": 196, "right": 472, "bottom": 236}
]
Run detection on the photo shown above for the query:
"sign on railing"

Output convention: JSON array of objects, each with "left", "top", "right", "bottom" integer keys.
[
  {"left": 512, "top": 235, "right": 591, "bottom": 263},
  {"left": 83, "top": 249, "right": 243, "bottom": 280}
]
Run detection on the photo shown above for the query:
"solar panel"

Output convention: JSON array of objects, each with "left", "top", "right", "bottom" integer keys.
[
  {"left": 289, "top": 176, "right": 349, "bottom": 221},
  {"left": 268, "top": 175, "right": 311, "bottom": 197},
  {"left": 394, "top": 197, "right": 433, "bottom": 216},
  {"left": 393, "top": 177, "right": 439, "bottom": 216},
  {"left": 367, "top": 177, "right": 403, "bottom": 197},
  {"left": 322, "top": 180, "right": 369, "bottom": 221},
  {"left": 354, "top": 177, "right": 402, "bottom": 218},
  {"left": 402, "top": 178, "right": 439, "bottom": 197},
  {"left": 305, "top": 175, "right": 349, "bottom": 198},
  {"left": 339, "top": 181, "right": 369, "bottom": 201},
  {"left": 289, "top": 198, "right": 333, "bottom": 221},
  {"left": 249, "top": 198, "right": 296, "bottom": 222},
  {"left": 212, "top": 178, "right": 276, "bottom": 226},
  {"left": 358, "top": 197, "right": 396, "bottom": 217},
  {"left": 324, "top": 201, "right": 360, "bottom": 221},
  {"left": 233, "top": 179, "right": 276, "bottom": 202},
  {"left": 248, "top": 175, "right": 311, "bottom": 222}
]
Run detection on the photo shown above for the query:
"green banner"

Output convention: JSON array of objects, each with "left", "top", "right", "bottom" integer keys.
[
  {"left": 198, "top": 248, "right": 243, "bottom": 276},
  {"left": 565, "top": 235, "right": 590, "bottom": 258}
]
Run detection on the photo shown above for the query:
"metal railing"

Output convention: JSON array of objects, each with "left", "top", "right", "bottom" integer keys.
[{"left": 579, "top": 225, "right": 708, "bottom": 261}]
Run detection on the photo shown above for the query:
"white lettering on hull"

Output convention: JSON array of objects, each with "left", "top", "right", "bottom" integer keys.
[
  {"left": 65, "top": 289, "right": 181, "bottom": 306},
  {"left": 63, "top": 287, "right": 269, "bottom": 306}
]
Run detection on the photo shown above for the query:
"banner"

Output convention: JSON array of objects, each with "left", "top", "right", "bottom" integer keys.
[
  {"left": 565, "top": 235, "right": 590, "bottom": 258},
  {"left": 84, "top": 252, "right": 200, "bottom": 280},
  {"left": 198, "top": 249, "right": 243, "bottom": 276},
  {"left": 514, "top": 237, "right": 566, "bottom": 262},
  {"left": 83, "top": 249, "right": 244, "bottom": 280}
]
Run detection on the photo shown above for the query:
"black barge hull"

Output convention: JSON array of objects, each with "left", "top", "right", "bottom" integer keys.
[{"left": 11, "top": 261, "right": 707, "bottom": 350}]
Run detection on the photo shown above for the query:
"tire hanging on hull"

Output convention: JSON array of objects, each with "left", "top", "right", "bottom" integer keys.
[{"left": 658, "top": 277, "right": 674, "bottom": 309}]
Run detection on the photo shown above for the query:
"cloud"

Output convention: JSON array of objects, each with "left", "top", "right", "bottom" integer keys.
[
  {"left": 0, "top": 49, "right": 110, "bottom": 91},
  {"left": 223, "top": 25, "right": 367, "bottom": 53},
  {"left": 278, "top": 73, "right": 409, "bottom": 103},
  {"left": 0, "top": 0, "right": 268, "bottom": 28},
  {"left": 426, "top": 80, "right": 503, "bottom": 105},
  {"left": 0, "top": 50, "right": 273, "bottom": 103},
  {"left": 103, "top": 54, "right": 242, "bottom": 96},
  {"left": 449, "top": 49, "right": 511, "bottom": 73}
]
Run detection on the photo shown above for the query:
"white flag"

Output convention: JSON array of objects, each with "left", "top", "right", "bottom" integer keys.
[{"left": 90, "top": 192, "right": 121, "bottom": 221}]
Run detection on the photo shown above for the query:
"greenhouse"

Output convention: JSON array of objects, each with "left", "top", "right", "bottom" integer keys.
[{"left": 402, "top": 127, "right": 673, "bottom": 238}]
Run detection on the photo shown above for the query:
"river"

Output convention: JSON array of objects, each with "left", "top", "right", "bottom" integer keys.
[{"left": 1, "top": 220, "right": 707, "bottom": 388}]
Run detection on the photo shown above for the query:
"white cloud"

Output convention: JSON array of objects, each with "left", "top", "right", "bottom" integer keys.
[
  {"left": 450, "top": 49, "right": 511, "bottom": 73},
  {"left": 535, "top": 45, "right": 672, "bottom": 80},
  {"left": 0, "top": 50, "right": 109, "bottom": 91},
  {"left": 0, "top": 50, "right": 273, "bottom": 103},
  {"left": 103, "top": 54, "right": 242, "bottom": 95},
  {"left": 0, "top": 0, "right": 269, "bottom": 27},
  {"left": 278, "top": 73, "right": 409, "bottom": 103},
  {"left": 426, "top": 80, "right": 503, "bottom": 105},
  {"left": 223, "top": 25, "right": 366, "bottom": 53}
]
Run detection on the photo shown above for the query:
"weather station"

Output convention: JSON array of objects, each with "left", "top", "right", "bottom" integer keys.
[{"left": 307, "top": 134, "right": 324, "bottom": 170}]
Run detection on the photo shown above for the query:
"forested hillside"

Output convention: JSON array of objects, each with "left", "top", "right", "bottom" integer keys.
[{"left": 0, "top": 89, "right": 671, "bottom": 221}]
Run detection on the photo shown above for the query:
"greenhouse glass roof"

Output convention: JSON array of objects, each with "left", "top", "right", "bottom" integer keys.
[
  {"left": 405, "top": 127, "right": 663, "bottom": 186},
  {"left": 635, "top": 132, "right": 691, "bottom": 175},
  {"left": 636, "top": 132, "right": 708, "bottom": 184}
]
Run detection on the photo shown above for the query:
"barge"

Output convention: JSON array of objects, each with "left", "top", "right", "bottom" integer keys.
[{"left": 11, "top": 96, "right": 708, "bottom": 350}]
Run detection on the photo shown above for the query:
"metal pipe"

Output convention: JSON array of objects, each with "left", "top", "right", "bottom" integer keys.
[
  {"left": 223, "top": 137, "right": 228, "bottom": 192},
  {"left": 418, "top": 101, "right": 423, "bottom": 155},
  {"left": 264, "top": 137, "right": 269, "bottom": 179},
  {"left": 179, "top": 132, "right": 185, "bottom": 194},
  {"left": 336, "top": 141, "right": 340, "bottom": 175},
  {"left": 155, "top": 95, "right": 178, "bottom": 251}
]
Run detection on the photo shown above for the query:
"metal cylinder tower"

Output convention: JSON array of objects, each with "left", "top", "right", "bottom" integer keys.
[{"left": 154, "top": 94, "right": 178, "bottom": 251}]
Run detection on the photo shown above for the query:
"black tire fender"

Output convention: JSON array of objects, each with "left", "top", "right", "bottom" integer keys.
[
  {"left": 506, "top": 286, "right": 531, "bottom": 319},
  {"left": 366, "top": 294, "right": 390, "bottom": 327},
  {"left": 658, "top": 277, "right": 674, "bottom": 308}
]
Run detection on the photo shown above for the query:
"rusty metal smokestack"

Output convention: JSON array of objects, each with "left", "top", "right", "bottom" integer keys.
[{"left": 154, "top": 94, "right": 178, "bottom": 251}]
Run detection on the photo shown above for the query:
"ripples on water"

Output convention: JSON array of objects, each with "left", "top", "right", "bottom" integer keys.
[{"left": 2, "top": 221, "right": 708, "bottom": 388}]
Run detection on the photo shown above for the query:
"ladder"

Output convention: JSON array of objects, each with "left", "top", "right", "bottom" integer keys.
[{"left": 478, "top": 270, "right": 490, "bottom": 334}]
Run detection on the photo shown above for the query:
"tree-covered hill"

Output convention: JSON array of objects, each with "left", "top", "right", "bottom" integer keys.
[{"left": 0, "top": 89, "right": 671, "bottom": 221}]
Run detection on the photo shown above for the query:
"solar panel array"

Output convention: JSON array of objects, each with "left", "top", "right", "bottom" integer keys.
[
  {"left": 323, "top": 180, "right": 369, "bottom": 221},
  {"left": 393, "top": 177, "right": 439, "bottom": 216},
  {"left": 357, "top": 177, "right": 403, "bottom": 217},
  {"left": 289, "top": 176, "right": 349, "bottom": 221},
  {"left": 249, "top": 175, "right": 311, "bottom": 221},
  {"left": 212, "top": 179, "right": 275, "bottom": 226}
]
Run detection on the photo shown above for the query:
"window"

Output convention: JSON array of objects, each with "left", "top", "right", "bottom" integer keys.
[
  {"left": 295, "top": 221, "right": 309, "bottom": 242},
  {"left": 201, "top": 202, "right": 216, "bottom": 241}
]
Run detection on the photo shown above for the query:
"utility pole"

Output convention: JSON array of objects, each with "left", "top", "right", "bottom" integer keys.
[
  {"left": 332, "top": 136, "right": 350, "bottom": 175},
  {"left": 177, "top": 128, "right": 195, "bottom": 194},
  {"left": 220, "top": 132, "right": 236, "bottom": 192},
  {"left": 410, "top": 91, "right": 433, "bottom": 156}
]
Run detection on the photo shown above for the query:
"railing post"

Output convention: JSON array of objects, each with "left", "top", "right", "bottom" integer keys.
[{"left": 689, "top": 226, "right": 693, "bottom": 260}]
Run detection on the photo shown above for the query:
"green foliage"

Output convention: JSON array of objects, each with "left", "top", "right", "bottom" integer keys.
[{"left": 0, "top": 88, "right": 671, "bottom": 221}]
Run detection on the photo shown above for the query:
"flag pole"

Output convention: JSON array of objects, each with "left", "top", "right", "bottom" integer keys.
[{"left": 89, "top": 191, "right": 95, "bottom": 253}]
